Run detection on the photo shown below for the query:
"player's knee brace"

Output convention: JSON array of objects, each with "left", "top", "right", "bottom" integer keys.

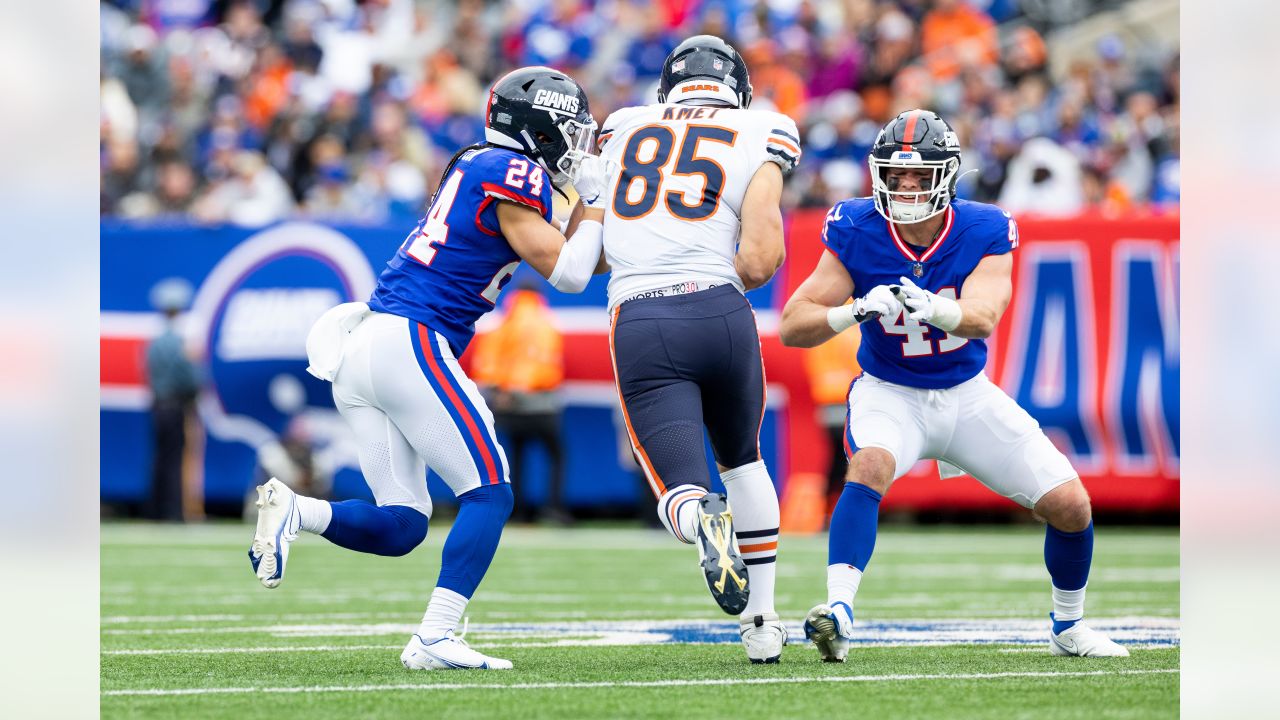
[
  {"left": 322, "top": 501, "right": 429, "bottom": 557},
  {"left": 459, "top": 481, "right": 514, "bottom": 519},
  {"left": 382, "top": 505, "right": 430, "bottom": 557}
]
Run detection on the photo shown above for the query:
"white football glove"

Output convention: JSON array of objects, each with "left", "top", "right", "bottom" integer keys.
[
  {"left": 891, "top": 276, "right": 962, "bottom": 332},
  {"left": 571, "top": 154, "right": 616, "bottom": 210},
  {"left": 855, "top": 284, "right": 903, "bottom": 321},
  {"left": 827, "top": 285, "right": 903, "bottom": 332}
]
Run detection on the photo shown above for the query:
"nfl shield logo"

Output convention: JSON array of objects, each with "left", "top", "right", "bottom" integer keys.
[{"left": 713, "top": 59, "right": 723, "bottom": 70}]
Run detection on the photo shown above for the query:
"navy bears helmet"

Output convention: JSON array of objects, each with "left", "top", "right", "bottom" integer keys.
[
  {"left": 658, "top": 35, "right": 752, "bottom": 109},
  {"left": 485, "top": 66, "right": 596, "bottom": 188},
  {"left": 868, "top": 109, "right": 963, "bottom": 224}
]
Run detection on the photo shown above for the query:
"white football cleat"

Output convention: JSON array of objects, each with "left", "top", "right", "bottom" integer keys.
[
  {"left": 803, "top": 602, "right": 854, "bottom": 663},
  {"left": 1050, "top": 618, "right": 1130, "bottom": 657},
  {"left": 401, "top": 632, "right": 513, "bottom": 670},
  {"left": 739, "top": 612, "right": 787, "bottom": 664},
  {"left": 248, "top": 478, "right": 300, "bottom": 589}
]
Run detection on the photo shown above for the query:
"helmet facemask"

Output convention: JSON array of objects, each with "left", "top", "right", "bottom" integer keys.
[
  {"left": 869, "top": 156, "right": 960, "bottom": 224},
  {"left": 524, "top": 115, "right": 597, "bottom": 188}
]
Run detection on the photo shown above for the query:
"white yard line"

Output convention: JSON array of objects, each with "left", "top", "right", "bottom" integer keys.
[
  {"left": 106, "top": 645, "right": 402, "bottom": 655},
  {"left": 103, "top": 668, "right": 1179, "bottom": 697}
]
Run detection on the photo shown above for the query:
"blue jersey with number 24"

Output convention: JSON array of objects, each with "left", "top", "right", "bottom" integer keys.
[
  {"left": 821, "top": 198, "right": 1018, "bottom": 390},
  {"left": 368, "top": 146, "right": 553, "bottom": 355}
]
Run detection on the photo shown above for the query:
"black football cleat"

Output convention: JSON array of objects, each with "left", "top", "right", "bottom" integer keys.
[{"left": 695, "top": 493, "right": 750, "bottom": 615}]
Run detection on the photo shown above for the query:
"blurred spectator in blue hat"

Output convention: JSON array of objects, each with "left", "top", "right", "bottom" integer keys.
[{"left": 303, "top": 162, "right": 362, "bottom": 217}]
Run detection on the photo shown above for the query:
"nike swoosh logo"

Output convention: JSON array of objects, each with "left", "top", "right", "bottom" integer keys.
[{"left": 1054, "top": 636, "right": 1078, "bottom": 653}]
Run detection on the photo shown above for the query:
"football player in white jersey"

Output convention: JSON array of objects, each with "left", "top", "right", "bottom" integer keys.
[{"left": 596, "top": 35, "right": 801, "bottom": 663}]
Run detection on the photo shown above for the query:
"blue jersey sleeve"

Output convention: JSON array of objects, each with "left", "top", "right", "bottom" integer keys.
[
  {"left": 983, "top": 207, "right": 1019, "bottom": 257},
  {"left": 820, "top": 201, "right": 854, "bottom": 259},
  {"left": 472, "top": 150, "right": 554, "bottom": 235}
]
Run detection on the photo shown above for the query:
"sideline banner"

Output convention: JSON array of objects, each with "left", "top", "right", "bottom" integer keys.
[
  {"left": 99, "top": 220, "right": 778, "bottom": 509},
  {"left": 100, "top": 212, "right": 1178, "bottom": 514}
]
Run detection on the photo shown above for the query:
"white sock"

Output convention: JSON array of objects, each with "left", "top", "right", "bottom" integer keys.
[
  {"left": 656, "top": 484, "right": 705, "bottom": 544},
  {"left": 827, "top": 563, "right": 863, "bottom": 609},
  {"left": 721, "top": 460, "right": 779, "bottom": 618},
  {"left": 1052, "top": 584, "right": 1087, "bottom": 623},
  {"left": 417, "top": 587, "right": 469, "bottom": 639},
  {"left": 295, "top": 495, "right": 332, "bottom": 534}
]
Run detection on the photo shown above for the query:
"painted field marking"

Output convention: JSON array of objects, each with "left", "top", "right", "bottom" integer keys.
[
  {"left": 101, "top": 617, "right": 1181, "bottom": 647},
  {"left": 103, "top": 668, "right": 1179, "bottom": 697}
]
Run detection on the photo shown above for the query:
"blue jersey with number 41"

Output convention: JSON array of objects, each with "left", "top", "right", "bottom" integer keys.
[
  {"left": 821, "top": 198, "right": 1018, "bottom": 389},
  {"left": 369, "top": 146, "right": 553, "bottom": 355}
]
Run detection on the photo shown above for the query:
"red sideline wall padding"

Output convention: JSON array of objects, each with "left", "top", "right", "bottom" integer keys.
[{"left": 769, "top": 211, "right": 1179, "bottom": 514}]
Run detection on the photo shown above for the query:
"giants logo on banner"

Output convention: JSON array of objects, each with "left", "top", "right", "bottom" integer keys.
[
  {"left": 101, "top": 223, "right": 377, "bottom": 503},
  {"left": 187, "top": 223, "right": 375, "bottom": 448}
]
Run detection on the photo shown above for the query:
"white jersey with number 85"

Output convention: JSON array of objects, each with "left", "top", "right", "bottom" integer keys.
[{"left": 597, "top": 103, "right": 801, "bottom": 310}]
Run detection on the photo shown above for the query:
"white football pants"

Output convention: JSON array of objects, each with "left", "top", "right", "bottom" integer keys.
[
  {"left": 845, "top": 372, "right": 1076, "bottom": 508},
  {"left": 330, "top": 312, "right": 510, "bottom": 515}
]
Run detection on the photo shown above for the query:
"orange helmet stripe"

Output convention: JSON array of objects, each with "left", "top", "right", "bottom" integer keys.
[{"left": 900, "top": 110, "right": 921, "bottom": 153}]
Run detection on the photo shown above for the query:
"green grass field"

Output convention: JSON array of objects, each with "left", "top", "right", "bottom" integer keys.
[{"left": 101, "top": 522, "right": 1179, "bottom": 719}]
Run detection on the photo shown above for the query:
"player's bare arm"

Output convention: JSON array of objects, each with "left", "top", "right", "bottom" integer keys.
[
  {"left": 778, "top": 250, "right": 856, "bottom": 348},
  {"left": 562, "top": 197, "right": 586, "bottom": 236},
  {"left": 949, "top": 252, "right": 1012, "bottom": 338},
  {"left": 735, "top": 162, "right": 786, "bottom": 290},
  {"left": 498, "top": 200, "right": 604, "bottom": 292}
]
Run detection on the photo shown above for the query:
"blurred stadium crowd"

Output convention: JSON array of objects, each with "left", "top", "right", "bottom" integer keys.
[{"left": 100, "top": 0, "right": 1179, "bottom": 224}]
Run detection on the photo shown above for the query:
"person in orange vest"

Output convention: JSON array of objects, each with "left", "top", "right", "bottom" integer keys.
[
  {"left": 803, "top": 318, "right": 861, "bottom": 521},
  {"left": 472, "top": 280, "right": 570, "bottom": 524}
]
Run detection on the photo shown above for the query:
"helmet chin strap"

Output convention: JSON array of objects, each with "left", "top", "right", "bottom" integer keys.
[
  {"left": 888, "top": 193, "right": 948, "bottom": 223},
  {"left": 889, "top": 201, "right": 933, "bottom": 223}
]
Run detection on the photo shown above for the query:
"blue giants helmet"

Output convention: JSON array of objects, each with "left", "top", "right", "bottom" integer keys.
[
  {"left": 868, "top": 109, "right": 963, "bottom": 224},
  {"left": 484, "top": 66, "right": 596, "bottom": 188}
]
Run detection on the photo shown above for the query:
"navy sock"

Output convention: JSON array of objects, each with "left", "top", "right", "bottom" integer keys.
[
  {"left": 321, "top": 501, "right": 428, "bottom": 557},
  {"left": 828, "top": 482, "right": 883, "bottom": 571},
  {"left": 1045, "top": 521, "right": 1094, "bottom": 633},
  {"left": 437, "top": 483, "right": 514, "bottom": 599}
]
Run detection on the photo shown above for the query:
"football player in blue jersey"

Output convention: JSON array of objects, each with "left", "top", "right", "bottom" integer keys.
[
  {"left": 246, "top": 66, "right": 615, "bottom": 671},
  {"left": 779, "top": 110, "right": 1128, "bottom": 660}
]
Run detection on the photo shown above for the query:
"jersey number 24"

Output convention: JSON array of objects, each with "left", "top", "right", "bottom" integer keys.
[{"left": 401, "top": 159, "right": 538, "bottom": 303}]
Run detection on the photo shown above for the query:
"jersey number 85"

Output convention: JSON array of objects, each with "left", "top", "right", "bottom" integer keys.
[{"left": 612, "top": 124, "right": 737, "bottom": 222}]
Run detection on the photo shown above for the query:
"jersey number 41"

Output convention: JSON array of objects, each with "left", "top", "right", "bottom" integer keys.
[{"left": 881, "top": 288, "right": 968, "bottom": 357}]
